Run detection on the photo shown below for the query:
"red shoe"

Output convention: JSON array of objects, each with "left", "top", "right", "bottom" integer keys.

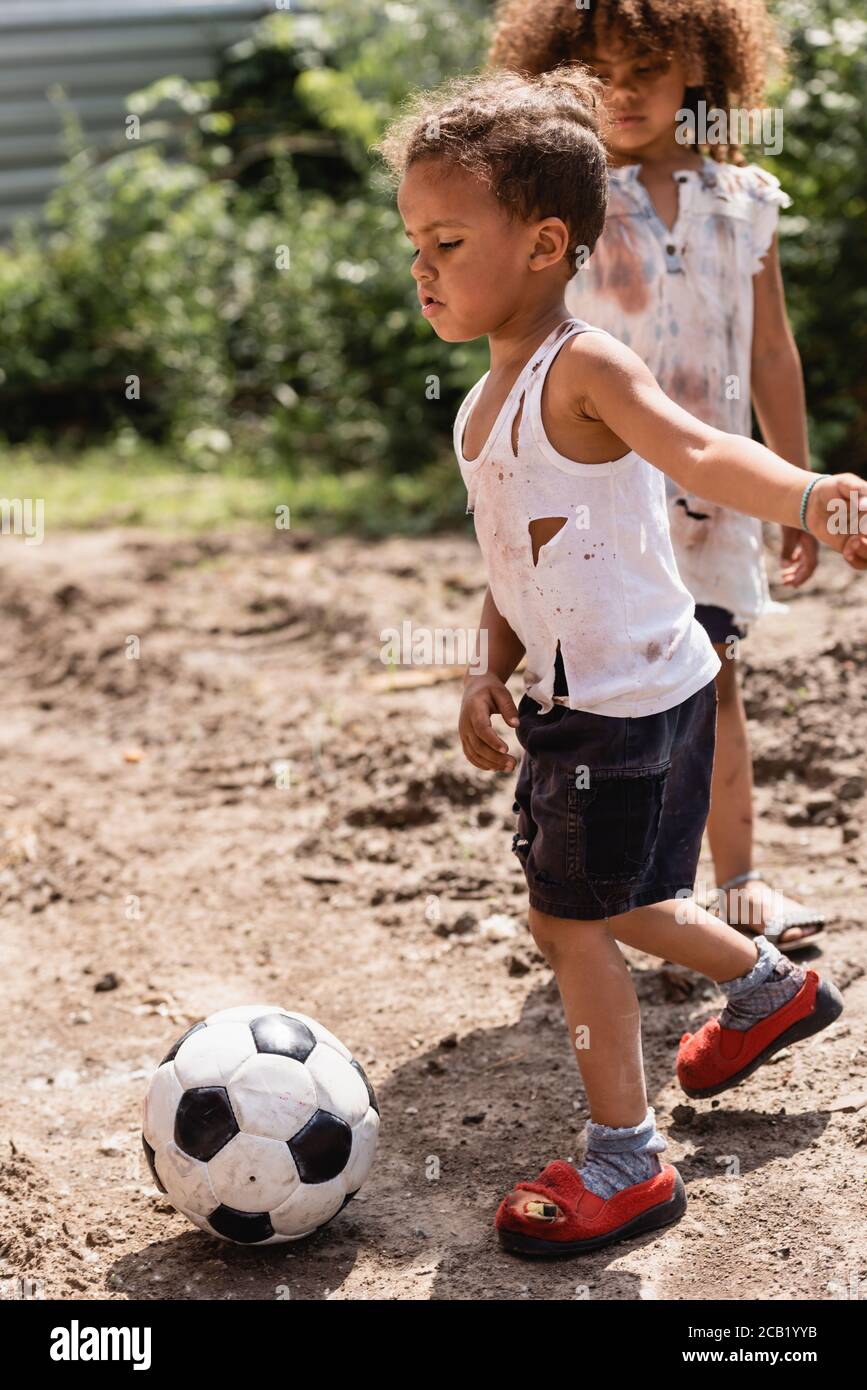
[
  {"left": 494, "top": 1160, "right": 686, "bottom": 1258},
  {"left": 676, "top": 969, "right": 843, "bottom": 1100}
]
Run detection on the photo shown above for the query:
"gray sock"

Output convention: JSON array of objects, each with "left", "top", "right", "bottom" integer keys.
[
  {"left": 718, "top": 934, "right": 805, "bottom": 1032},
  {"left": 580, "top": 1105, "right": 667, "bottom": 1199}
]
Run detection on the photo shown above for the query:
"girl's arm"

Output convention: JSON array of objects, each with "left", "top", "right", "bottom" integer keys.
[
  {"left": 751, "top": 237, "right": 819, "bottom": 586},
  {"left": 576, "top": 335, "right": 867, "bottom": 569}
]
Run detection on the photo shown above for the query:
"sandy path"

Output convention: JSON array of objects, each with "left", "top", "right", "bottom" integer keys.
[{"left": 0, "top": 528, "right": 864, "bottom": 1301}]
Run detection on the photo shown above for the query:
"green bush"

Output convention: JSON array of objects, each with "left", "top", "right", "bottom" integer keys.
[
  {"left": 0, "top": 0, "right": 863, "bottom": 510},
  {"left": 0, "top": 0, "right": 491, "bottom": 489},
  {"left": 770, "top": 0, "right": 867, "bottom": 471}
]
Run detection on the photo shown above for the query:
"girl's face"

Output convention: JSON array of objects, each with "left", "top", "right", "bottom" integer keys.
[
  {"left": 397, "top": 159, "right": 565, "bottom": 342},
  {"left": 582, "top": 26, "right": 694, "bottom": 159}
]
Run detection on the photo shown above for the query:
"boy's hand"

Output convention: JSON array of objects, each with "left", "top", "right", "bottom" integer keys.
[
  {"left": 806, "top": 474, "right": 867, "bottom": 571},
  {"left": 780, "top": 526, "right": 818, "bottom": 587},
  {"left": 459, "top": 674, "right": 520, "bottom": 773}
]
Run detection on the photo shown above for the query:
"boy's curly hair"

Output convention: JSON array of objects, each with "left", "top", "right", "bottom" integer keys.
[
  {"left": 374, "top": 67, "right": 609, "bottom": 265},
  {"left": 489, "top": 0, "right": 784, "bottom": 163}
]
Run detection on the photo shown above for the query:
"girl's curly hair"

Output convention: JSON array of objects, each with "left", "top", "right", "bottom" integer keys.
[
  {"left": 488, "top": 0, "right": 785, "bottom": 163},
  {"left": 375, "top": 67, "right": 610, "bottom": 265}
]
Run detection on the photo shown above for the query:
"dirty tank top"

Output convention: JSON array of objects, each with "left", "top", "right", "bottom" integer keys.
[{"left": 453, "top": 318, "right": 721, "bottom": 717}]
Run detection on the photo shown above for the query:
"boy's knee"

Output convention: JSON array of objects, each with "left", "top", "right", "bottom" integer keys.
[
  {"left": 528, "top": 913, "right": 558, "bottom": 962},
  {"left": 528, "top": 907, "right": 609, "bottom": 961}
]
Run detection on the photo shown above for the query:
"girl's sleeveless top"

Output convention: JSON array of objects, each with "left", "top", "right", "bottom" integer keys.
[
  {"left": 565, "top": 158, "right": 792, "bottom": 626},
  {"left": 453, "top": 317, "right": 720, "bottom": 718}
]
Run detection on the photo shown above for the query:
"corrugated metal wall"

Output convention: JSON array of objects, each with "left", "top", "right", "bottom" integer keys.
[{"left": 0, "top": 0, "right": 273, "bottom": 231}]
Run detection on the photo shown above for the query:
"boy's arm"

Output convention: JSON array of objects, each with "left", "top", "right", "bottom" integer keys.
[
  {"left": 459, "top": 585, "right": 523, "bottom": 773},
  {"left": 576, "top": 335, "right": 867, "bottom": 569},
  {"left": 465, "top": 583, "right": 525, "bottom": 687},
  {"left": 751, "top": 237, "right": 818, "bottom": 585}
]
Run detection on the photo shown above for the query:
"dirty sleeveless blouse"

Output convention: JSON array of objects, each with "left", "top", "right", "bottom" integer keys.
[
  {"left": 453, "top": 318, "right": 720, "bottom": 718},
  {"left": 566, "top": 157, "right": 792, "bottom": 626}
]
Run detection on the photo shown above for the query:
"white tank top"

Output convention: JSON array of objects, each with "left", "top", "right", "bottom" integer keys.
[{"left": 453, "top": 317, "right": 721, "bottom": 717}]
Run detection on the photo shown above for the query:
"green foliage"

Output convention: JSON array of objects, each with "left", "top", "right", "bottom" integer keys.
[
  {"left": 0, "top": 0, "right": 863, "bottom": 535},
  {"left": 768, "top": 0, "right": 867, "bottom": 471},
  {"left": 0, "top": 0, "right": 491, "bottom": 507},
  {"left": 0, "top": 144, "right": 237, "bottom": 442}
]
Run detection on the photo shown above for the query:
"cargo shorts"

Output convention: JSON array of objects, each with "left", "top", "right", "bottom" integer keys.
[{"left": 511, "top": 677, "right": 718, "bottom": 922}]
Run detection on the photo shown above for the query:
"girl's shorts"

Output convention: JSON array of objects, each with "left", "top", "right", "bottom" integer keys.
[
  {"left": 511, "top": 678, "right": 718, "bottom": 922},
  {"left": 693, "top": 604, "right": 747, "bottom": 645}
]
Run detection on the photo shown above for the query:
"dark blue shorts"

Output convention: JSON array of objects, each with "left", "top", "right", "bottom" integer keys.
[
  {"left": 693, "top": 604, "right": 747, "bottom": 645},
  {"left": 511, "top": 675, "right": 718, "bottom": 921}
]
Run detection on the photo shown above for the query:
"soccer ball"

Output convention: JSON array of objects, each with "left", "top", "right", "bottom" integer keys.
[{"left": 141, "top": 1004, "right": 379, "bottom": 1244}]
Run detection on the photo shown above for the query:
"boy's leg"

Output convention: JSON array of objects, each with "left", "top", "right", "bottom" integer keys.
[
  {"left": 528, "top": 899, "right": 771, "bottom": 1120},
  {"left": 502, "top": 896, "right": 807, "bottom": 1219},
  {"left": 497, "top": 906, "right": 669, "bottom": 1218},
  {"left": 611, "top": 893, "right": 760, "bottom": 980},
  {"left": 527, "top": 907, "right": 647, "bottom": 1128},
  {"left": 706, "top": 642, "right": 819, "bottom": 946},
  {"left": 609, "top": 897, "right": 811, "bottom": 1033}
]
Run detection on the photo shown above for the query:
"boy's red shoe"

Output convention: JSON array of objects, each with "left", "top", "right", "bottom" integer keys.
[
  {"left": 676, "top": 969, "right": 843, "bottom": 1100},
  {"left": 495, "top": 1160, "right": 686, "bottom": 1257}
]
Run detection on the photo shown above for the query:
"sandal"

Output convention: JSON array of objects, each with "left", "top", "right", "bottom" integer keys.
[
  {"left": 494, "top": 1159, "right": 686, "bottom": 1257},
  {"left": 715, "top": 870, "right": 825, "bottom": 955},
  {"left": 676, "top": 968, "right": 843, "bottom": 1099}
]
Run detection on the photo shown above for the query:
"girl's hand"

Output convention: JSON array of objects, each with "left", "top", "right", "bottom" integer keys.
[
  {"left": 806, "top": 474, "right": 867, "bottom": 571},
  {"left": 459, "top": 674, "right": 520, "bottom": 772},
  {"left": 780, "top": 525, "right": 819, "bottom": 587}
]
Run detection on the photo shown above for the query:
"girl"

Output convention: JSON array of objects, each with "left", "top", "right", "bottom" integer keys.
[
  {"left": 376, "top": 66, "right": 866, "bottom": 1256},
  {"left": 490, "top": 0, "right": 824, "bottom": 953}
]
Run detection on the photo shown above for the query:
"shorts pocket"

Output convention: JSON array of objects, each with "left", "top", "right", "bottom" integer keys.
[{"left": 567, "top": 763, "right": 670, "bottom": 884}]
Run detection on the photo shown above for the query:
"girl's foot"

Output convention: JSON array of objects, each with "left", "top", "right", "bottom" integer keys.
[
  {"left": 716, "top": 871, "right": 825, "bottom": 954},
  {"left": 495, "top": 1160, "right": 686, "bottom": 1257}
]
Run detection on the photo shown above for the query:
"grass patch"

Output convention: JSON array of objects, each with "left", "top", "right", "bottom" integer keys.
[{"left": 0, "top": 443, "right": 469, "bottom": 536}]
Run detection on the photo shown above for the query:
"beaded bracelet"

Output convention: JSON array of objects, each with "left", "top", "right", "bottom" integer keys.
[{"left": 800, "top": 474, "right": 822, "bottom": 533}]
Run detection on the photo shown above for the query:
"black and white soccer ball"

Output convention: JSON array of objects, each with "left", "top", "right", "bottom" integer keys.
[{"left": 141, "top": 1004, "right": 379, "bottom": 1245}]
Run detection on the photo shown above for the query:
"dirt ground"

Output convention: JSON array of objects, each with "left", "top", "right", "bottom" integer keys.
[{"left": 0, "top": 524, "right": 865, "bottom": 1302}]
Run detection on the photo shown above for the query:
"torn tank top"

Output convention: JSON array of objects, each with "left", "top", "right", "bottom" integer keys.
[{"left": 453, "top": 317, "right": 721, "bottom": 717}]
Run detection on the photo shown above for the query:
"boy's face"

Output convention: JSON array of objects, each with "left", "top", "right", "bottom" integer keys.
[
  {"left": 397, "top": 159, "right": 552, "bottom": 342},
  {"left": 583, "top": 25, "right": 693, "bottom": 158}
]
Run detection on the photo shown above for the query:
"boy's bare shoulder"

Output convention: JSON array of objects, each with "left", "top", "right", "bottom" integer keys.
[
  {"left": 561, "top": 328, "right": 640, "bottom": 372},
  {"left": 549, "top": 328, "right": 648, "bottom": 405}
]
